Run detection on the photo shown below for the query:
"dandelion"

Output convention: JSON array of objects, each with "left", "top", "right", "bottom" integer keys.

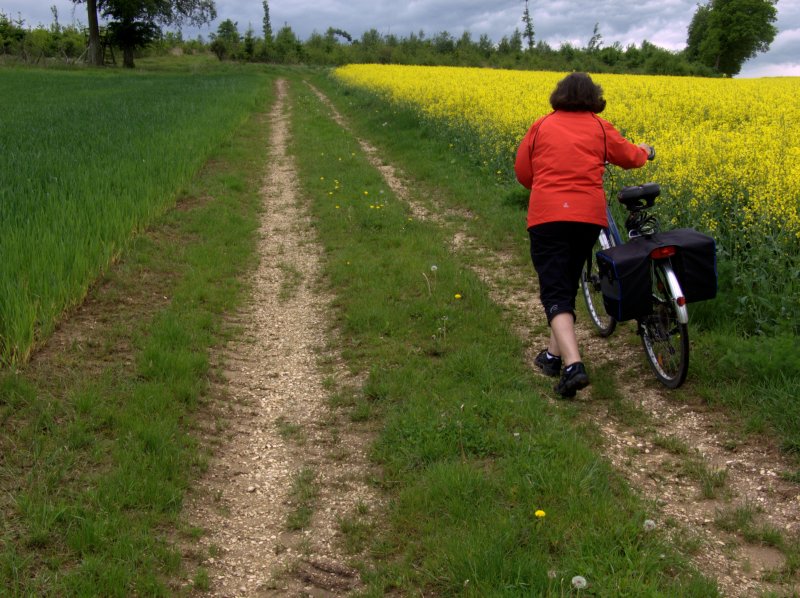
[
  {"left": 335, "top": 205, "right": 340, "bottom": 209},
  {"left": 454, "top": 293, "right": 462, "bottom": 300},
  {"left": 364, "top": 191, "right": 369, "bottom": 195},
  {"left": 571, "top": 575, "right": 588, "bottom": 590},
  {"left": 430, "top": 265, "right": 438, "bottom": 272},
  {"left": 643, "top": 519, "right": 656, "bottom": 532},
  {"left": 534, "top": 509, "right": 546, "bottom": 518}
]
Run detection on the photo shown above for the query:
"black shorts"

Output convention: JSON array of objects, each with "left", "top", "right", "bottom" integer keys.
[{"left": 529, "top": 221, "right": 601, "bottom": 324}]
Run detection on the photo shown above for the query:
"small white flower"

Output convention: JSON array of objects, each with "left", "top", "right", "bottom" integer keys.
[
  {"left": 643, "top": 519, "right": 656, "bottom": 531},
  {"left": 571, "top": 575, "right": 588, "bottom": 590},
  {"left": 430, "top": 265, "right": 438, "bottom": 272}
]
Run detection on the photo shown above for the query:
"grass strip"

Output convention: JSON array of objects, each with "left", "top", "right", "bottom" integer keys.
[
  {"left": 289, "top": 76, "right": 716, "bottom": 595},
  {"left": 0, "top": 73, "right": 274, "bottom": 596}
]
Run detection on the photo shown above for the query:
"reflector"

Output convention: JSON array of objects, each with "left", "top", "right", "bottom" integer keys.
[{"left": 650, "top": 246, "right": 677, "bottom": 259}]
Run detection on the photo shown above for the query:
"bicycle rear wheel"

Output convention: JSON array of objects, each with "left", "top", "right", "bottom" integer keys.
[
  {"left": 581, "top": 231, "right": 616, "bottom": 337},
  {"left": 639, "top": 264, "right": 689, "bottom": 388}
]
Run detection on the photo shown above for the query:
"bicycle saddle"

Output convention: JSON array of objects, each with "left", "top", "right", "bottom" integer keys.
[{"left": 618, "top": 183, "right": 660, "bottom": 211}]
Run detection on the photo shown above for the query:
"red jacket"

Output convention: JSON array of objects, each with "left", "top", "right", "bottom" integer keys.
[{"left": 514, "top": 111, "right": 648, "bottom": 228}]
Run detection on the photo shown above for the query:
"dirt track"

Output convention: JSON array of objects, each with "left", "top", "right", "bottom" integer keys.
[{"left": 182, "top": 79, "right": 376, "bottom": 596}]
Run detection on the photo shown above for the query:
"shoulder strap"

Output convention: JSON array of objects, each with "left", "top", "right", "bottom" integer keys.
[
  {"left": 529, "top": 112, "right": 555, "bottom": 158},
  {"left": 591, "top": 114, "right": 608, "bottom": 163}
]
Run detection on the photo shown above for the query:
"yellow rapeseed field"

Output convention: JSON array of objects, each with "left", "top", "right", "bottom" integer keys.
[{"left": 334, "top": 65, "right": 800, "bottom": 243}]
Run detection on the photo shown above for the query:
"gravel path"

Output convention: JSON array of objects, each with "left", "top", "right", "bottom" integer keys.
[{"left": 182, "top": 78, "right": 376, "bottom": 597}]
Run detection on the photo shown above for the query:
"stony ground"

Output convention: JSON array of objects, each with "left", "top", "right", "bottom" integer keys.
[{"left": 181, "top": 79, "right": 379, "bottom": 597}]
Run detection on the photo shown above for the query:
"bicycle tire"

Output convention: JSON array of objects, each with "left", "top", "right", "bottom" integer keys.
[
  {"left": 639, "top": 263, "right": 689, "bottom": 388},
  {"left": 581, "top": 232, "right": 617, "bottom": 337}
]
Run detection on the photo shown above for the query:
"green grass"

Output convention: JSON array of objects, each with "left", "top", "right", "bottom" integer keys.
[
  {"left": 290, "top": 75, "right": 716, "bottom": 595},
  {"left": 0, "top": 67, "right": 274, "bottom": 595},
  {"left": 0, "top": 65, "right": 270, "bottom": 365},
  {"left": 286, "top": 467, "right": 319, "bottom": 531}
]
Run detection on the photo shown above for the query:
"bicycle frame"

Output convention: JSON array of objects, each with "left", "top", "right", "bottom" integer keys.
[
  {"left": 652, "top": 260, "right": 689, "bottom": 325},
  {"left": 601, "top": 205, "right": 624, "bottom": 247}
]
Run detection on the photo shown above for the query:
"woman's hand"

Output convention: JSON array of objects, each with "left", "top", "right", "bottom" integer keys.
[{"left": 638, "top": 143, "right": 656, "bottom": 161}]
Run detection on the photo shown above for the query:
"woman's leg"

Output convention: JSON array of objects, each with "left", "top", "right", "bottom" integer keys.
[{"left": 548, "top": 313, "right": 580, "bottom": 366}]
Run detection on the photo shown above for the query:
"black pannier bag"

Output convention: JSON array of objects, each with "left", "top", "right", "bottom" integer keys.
[
  {"left": 596, "top": 228, "right": 717, "bottom": 322},
  {"left": 652, "top": 228, "right": 717, "bottom": 303},
  {"left": 596, "top": 238, "right": 654, "bottom": 322}
]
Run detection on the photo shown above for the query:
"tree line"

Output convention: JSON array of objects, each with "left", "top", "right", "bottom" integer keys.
[{"left": 1, "top": 0, "right": 777, "bottom": 77}]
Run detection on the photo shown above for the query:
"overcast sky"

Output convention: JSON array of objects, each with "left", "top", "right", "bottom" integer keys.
[{"left": 4, "top": 0, "right": 798, "bottom": 77}]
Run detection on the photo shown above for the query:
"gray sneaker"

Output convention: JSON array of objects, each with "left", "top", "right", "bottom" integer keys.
[
  {"left": 554, "top": 362, "right": 590, "bottom": 398},
  {"left": 535, "top": 349, "right": 562, "bottom": 377}
]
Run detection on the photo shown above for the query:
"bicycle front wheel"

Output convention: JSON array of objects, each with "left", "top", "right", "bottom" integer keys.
[
  {"left": 581, "top": 231, "right": 616, "bottom": 337},
  {"left": 639, "top": 264, "right": 689, "bottom": 388}
]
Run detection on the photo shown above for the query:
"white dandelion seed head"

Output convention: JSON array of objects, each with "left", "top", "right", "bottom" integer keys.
[
  {"left": 430, "top": 265, "right": 438, "bottom": 272},
  {"left": 643, "top": 519, "right": 656, "bottom": 531},
  {"left": 571, "top": 575, "right": 588, "bottom": 590}
]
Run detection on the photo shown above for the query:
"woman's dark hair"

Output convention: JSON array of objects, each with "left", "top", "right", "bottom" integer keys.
[{"left": 549, "top": 72, "right": 606, "bottom": 113}]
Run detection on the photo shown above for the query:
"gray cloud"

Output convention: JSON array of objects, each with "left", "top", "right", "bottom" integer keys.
[{"left": 4, "top": 0, "right": 798, "bottom": 76}]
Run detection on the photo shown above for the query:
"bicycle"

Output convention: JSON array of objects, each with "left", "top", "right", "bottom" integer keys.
[{"left": 580, "top": 157, "right": 701, "bottom": 389}]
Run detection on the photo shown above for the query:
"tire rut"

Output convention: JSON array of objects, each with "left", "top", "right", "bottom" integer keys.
[{"left": 181, "top": 78, "right": 376, "bottom": 597}]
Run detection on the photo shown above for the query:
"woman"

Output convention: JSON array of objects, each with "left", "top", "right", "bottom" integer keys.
[{"left": 514, "top": 72, "right": 653, "bottom": 398}]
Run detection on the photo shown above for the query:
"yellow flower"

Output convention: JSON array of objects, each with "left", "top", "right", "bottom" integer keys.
[
  {"left": 535, "top": 509, "right": 546, "bottom": 518},
  {"left": 334, "top": 64, "right": 800, "bottom": 244},
  {"left": 454, "top": 293, "right": 462, "bottom": 300}
]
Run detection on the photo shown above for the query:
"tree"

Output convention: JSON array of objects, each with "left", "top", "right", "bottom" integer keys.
[
  {"left": 521, "top": 0, "right": 535, "bottom": 51},
  {"left": 261, "top": 0, "right": 272, "bottom": 57},
  {"left": 274, "top": 24, "right": 302, "bottom": 63},
  {"left": 0, "top": 12, "right": 26, "bottom": 55},
  {"left": 328, "top": 28, "right": 352, "bottom": 43},
  {"left": 686, "top": 0, "right": 777, "bottom": 76},
  {"left": 587, "top": 22, "right": 603, "bottom": 53},
  {"left": 498, "top": 28, "right": 523, "bottom": 56},
  {"left": 243, "top": 24, "right": 255, "bottom": 59},
  {"left": 75, "top": 0, "right": 216, "bottom": 68},
  {"left": 210, "top": 18, "right": 239, "bottom": 60},
  {"left": 72, "top": 0, "right": 103, "bottom": 65}
]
